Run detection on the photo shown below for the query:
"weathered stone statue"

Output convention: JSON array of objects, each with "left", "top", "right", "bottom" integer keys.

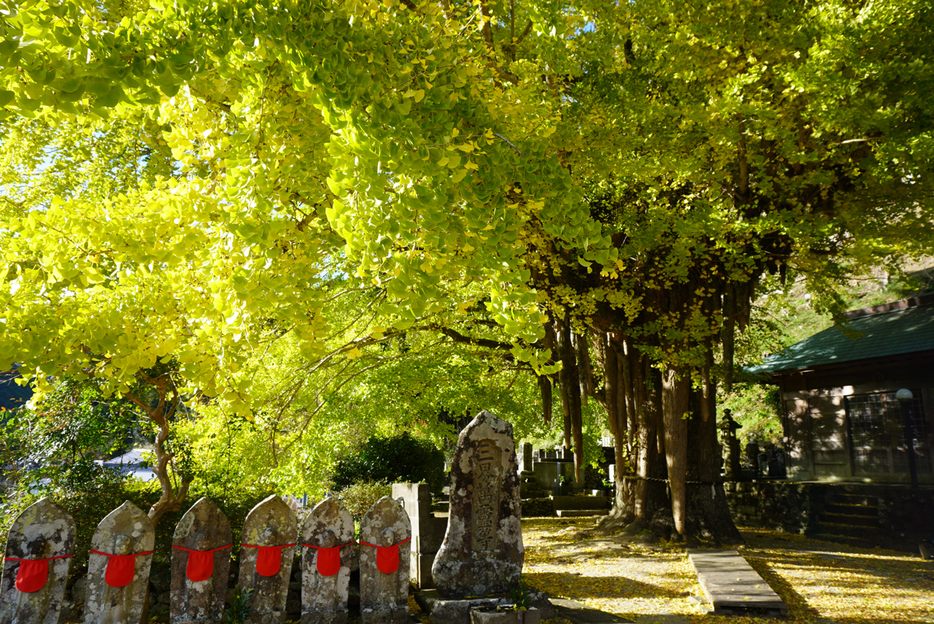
[
  {"left": 0, "top": 497, "right": 75, "bottom": 624},
  {"left": 301, "top": 497, "right": 354, "bottom": 624},
  {"left": 431, "top": 410, "right": 523, "bottom": 598},
  {"left": 239, "top": 495, "right": 299, "bottom": 624},
  {"left": 83, "top": 501, "right": 154, "bottom": 624},
  {"left": 170, "top": 498, "right": 232, "bottom": 624},
  {"left": 359, "top": 497, "right": 411, "bottom": 624}
]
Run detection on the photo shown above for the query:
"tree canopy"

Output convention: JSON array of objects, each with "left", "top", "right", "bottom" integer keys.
[{"left": 2, "top": 0, "right": 933, "bottom": 539}]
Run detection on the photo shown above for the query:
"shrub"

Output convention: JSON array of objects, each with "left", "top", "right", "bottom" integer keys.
[
  {"left": 329, "top": 432, "right": 445, "bottom": 494},
  {"left": 337, "top": 481, "right": 392, "bottom": 521}
]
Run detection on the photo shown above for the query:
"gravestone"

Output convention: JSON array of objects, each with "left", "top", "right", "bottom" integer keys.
[
  {"left": 745, "top": 442, "right": 760, "bottom": 470},
  {"left": 432, "top": 410, "right": 523, "bottom": 598},
  {"left": 768, "top": 447, "right": 786, "bottom": 478},
  {"left": 171, "top": 497, "right": 232, "bottom": 624},
  {"left": 0, "top": 497, "right": 75, "bottom": 624},
  {"left": 358, "top": 497, "right": 411, "bottom": 624},
  {"left": 392, "top": 483, "right": 447, "bottom": 589},
  {"left": 83, "top": 500, "right": 155, "bottom": 624},
  {"left": 301, "top": 497, "right": 354, "bottom": 624},
  {"left": 239, "top": 495, "right": 298, "bottom": 624}
]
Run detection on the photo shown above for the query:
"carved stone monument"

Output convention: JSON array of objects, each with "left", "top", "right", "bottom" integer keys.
[
  {"left": 83, "top": 500, "right": 154, "bottom": 624},
  {"left": 0, "top": 497, "right": 75, "bottom": 624},
  {"left": 301, "top": 497, "right": 354, "bottom": 624},
  {"left": 171, "top": 497, "right": 232, "bottom": 624},
  {"left": 431, "top": 410, "right": 523, "bottom": 598},
  {"left": 239, "top": 495, "right": 298, "bottom": 624},
  {"left": 358, "top": 497, "right": 411, "bottom": 624}
]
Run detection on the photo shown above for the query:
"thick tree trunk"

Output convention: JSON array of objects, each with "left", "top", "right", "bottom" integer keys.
[
  {"left": 661, "top": 366, "right": 689, "bottom": 536},
  {"left": 557, "top": 317, "right": 584, "bottom": 483},
  {"left": 537, "top": 375, "right": 552, "bottom": 425},
  {"left": 601, "top": 343, "right": 671, "bottom": 534},
  {"left": 598, "top": 336, "right": 739, "bottom": 544},
  {"left": 685, "top": 372, "right": 743, "bottom": 544}
]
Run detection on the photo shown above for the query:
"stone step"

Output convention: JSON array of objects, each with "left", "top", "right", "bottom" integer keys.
[
  {"left": 549, "top": 495, "right": 610, "bottom": 511},
  {"left": 555, "top": 510, "right": 609, "bottom": 518},
  {"left": 832, "top": 493, "right": 879, "bottom": 507},
  {"left": 805, "top": 532, "right": 878, "bottom": 549},
  {"left": 687, "top": 549, "right": 787, "bottom": 617},
  {"left": 810, "top": 522, "right": 884, "bottom": 541},
  {"left": 820, "top": 512, "right": 879, "bottom": 527},
  {"left": 823, "top": 502, "right": 877, "bottom": 517}
]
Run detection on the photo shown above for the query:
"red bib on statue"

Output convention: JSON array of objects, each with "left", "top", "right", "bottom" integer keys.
[
  {"left": 14, "top": 559, "right": 48, "bottom": 593},
  {"left": 186, "top": 550, "right": 215, "bottom": 582},
  {"left": 256, "top": 545, "right": 283, "bottom": 577},
  {"left": 316, "top": 546, "right": 341, "bottom": 577},
  {"left": 104, "top": 554, "right": 137, "bottom": 588},
  {"left": 173, "top": 544, "right": 230, "bottom": 582},
  {"left": 375, "top": 545, "right": 400, "bottom": 574}
]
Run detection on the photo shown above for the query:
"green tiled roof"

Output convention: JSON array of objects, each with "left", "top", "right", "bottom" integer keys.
[{"left": 746, "top": 300, "right": 934, "bottom": 375}]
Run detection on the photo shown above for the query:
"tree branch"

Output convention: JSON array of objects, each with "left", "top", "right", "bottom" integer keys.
[{"left": 437, "top": 326, "right": 514, "bottom": 351}]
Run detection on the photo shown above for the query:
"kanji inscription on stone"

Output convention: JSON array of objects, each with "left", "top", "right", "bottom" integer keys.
[{"left": 431, "top": 411, "right": 523, "bottom": 598}]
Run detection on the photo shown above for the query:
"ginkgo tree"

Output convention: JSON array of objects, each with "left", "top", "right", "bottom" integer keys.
[{"left": 2, "top": 0, "right": 934, "bottom": 542}]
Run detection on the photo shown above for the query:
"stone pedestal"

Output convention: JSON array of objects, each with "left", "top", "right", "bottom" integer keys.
[
  {"left": 413, "top": 590, "right": 553, "bottom": 624},
  {"left": 471, "top": 608, "right": 541, "bottom": 624}
]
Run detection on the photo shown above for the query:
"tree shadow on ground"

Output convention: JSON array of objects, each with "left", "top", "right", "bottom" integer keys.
[
  {"left": 524, "top": 571, "right": 686, "bottom": 602},
  {"left": 741, "top": 531, "right": 934, "bottom": 623},
  {"left": 742, "top": 554, "right": 822, "bottom": 621}
]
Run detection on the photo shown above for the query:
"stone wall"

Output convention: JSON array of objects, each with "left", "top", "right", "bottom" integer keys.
[
  {"left": 520, "top": 498, "right": 555, "bottom": 518},
  {"left": 722, "top": 481, "right": 830, "bottom": 534},
  {"left": 723, "top": 481, "right": 934, "bottom": 542},
  {"left": 872, "top": 488, "right": 934, "bottom": 538}
]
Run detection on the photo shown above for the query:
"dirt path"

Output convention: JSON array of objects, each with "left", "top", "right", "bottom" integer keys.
[{"left": 520, "top": 517, "right": 934, "bottom": 624}]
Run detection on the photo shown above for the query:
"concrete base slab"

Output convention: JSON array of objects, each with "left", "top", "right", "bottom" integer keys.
[
  {"left": 550, "top": 598, "right": 632, "bottom": 623},
  {"left": 687, "top": 549, "right": 788, "bottom": 617},
  {"left": 414, "top": 590, "right": 554, "bottom": 624},
  {"left": 556, "top": 510, "right": 609, "bottom": 517}
]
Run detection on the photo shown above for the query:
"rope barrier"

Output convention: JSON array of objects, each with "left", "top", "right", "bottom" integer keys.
[{"left": 620, "top": 475, "right": 724, "bottom": 485}]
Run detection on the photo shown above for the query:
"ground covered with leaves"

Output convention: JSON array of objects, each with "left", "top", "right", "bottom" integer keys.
[{"left": 520, "top": 517, "right": 934, "bottom": 624}]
